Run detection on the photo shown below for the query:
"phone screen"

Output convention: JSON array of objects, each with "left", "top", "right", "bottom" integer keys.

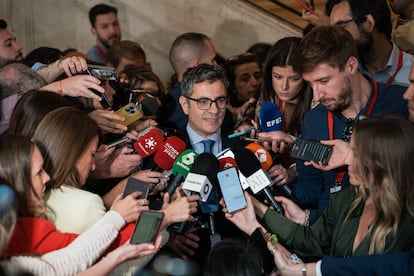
[
  {"left": 130, "top": 211, "right": 164, "bottom": 244},
  {"left": 217, "top": 167, "right": 247, "bottom": 213},
  {"left": 290, "top": 139, "right": 333, "bottom": 165},
  {"left": 123, "top": 178, "right": 150, "bottom": 199}
]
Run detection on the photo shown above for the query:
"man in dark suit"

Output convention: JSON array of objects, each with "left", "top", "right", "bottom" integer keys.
[{"left": 164, "top": 63, "right": 246, "bottom": 269}]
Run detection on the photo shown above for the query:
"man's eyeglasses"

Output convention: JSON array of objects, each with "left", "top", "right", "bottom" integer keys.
[
  {"left": 343, "top": 115, "right": 367, "bottom": 142},
  {"left": 184, "top": 96, "right": 228, "bottom": 110}
]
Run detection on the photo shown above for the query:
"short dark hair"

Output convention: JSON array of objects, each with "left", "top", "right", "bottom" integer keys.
[
  {"left": 106, "top": 40, "right": 146, "bottom": 68},
  {"left": 169, "top": 32, "right": 209, "bottom": 74},
  {"left": 224, "top": 52, "right": 260, "bottom": 97},
  {"left": 88, "top": 4, "right": 118, "bottom": 27},
  {"left": 294, "top": 25, "right": 358, "bottom": 74},
  {"left": 0, "top": 19, "right": 7, "bottom": 29},
  {"left": 181, "top": 64, "right": 228, "bottom": 98},
  {"left": 346, "top": 0, "right": 392, "bottom": 40}
]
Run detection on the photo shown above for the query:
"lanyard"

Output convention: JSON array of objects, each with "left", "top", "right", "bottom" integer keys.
[
  {"left": 94, "top": 45, "right": 107, "bottom": 58},
  {"left": 327, "top": 79, "right": 378, "bottom": 186},
  {"left": 386, "top": 49, "right": 403, "bottom": 85},
  {"left": 277, "top": 99, "right": 286, "bottom": 132},
  {"left": 278, "top": 98, "right": 298, "bottom": 135}
]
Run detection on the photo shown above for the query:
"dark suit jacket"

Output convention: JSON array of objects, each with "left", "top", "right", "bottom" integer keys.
[
  {"left": 176, "top": 128, "right": 249, "bottom": 264},
  {"left": 321, "top": 252, "right": 414, "bottom": 275}
]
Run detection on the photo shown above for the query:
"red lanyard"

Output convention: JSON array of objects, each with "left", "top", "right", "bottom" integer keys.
[
  {"left": 386, "top": 49, "right": 403, "bottom": 85},
  {"left": 94, "top": 45, "right": 107, "bottom": 58},
  {"left": 278, "top": 98, "right": 298, "bottom": 135},
  {"left": 328, "top": 79, "right": 378, "bottom": 185},
  {"left": 277, "top": 99, "right": 286, "bottom": 132}
]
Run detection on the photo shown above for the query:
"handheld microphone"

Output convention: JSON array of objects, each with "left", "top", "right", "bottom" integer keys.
[
  {"left": 245, "top": 143, "right": 296, "bottom": 201},
  {"left": 182, "top": 153, "right": 218, "bottom": 203},
  {"left": 217, "top": 148, "right": 249, "bottom": 190},
  {"left": 245, "top": 143, "right": 273, "bottom": 170},
  {"left": 165, "top": 149, "right": 198, "bottom": 196},
  {"left": 133, "top": 127, "right": 165, "bottom": 157},
  {"left": 136, "top": 93, "right": 159, "bottom": 116},
  {"left": 235, "top": 148, "right": 284, "bottom": 214},
  {"left": 182, "top": 153, "right": 221, "bottom": 245},
  {"left": 259, "top": 102, "right": 283, "bottom": 132},
  {"left": 151, "top": 136, "right": 187, "bottom": 172}
]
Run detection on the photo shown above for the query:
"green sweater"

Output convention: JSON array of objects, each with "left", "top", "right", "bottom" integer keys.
[{"left": 263, "top": 187, "right": 414, "bottom": 258}]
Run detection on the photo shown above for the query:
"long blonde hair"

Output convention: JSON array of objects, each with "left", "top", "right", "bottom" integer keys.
[{"left": 346, "top": 115, "right": 414, "bottom": 254}]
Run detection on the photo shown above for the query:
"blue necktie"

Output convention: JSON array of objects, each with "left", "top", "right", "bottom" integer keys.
[{"left": 201, "top": 139, "right": 214, "bottom": 153}]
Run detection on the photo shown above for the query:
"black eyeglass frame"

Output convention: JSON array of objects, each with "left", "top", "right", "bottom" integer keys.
[{"left": 184, "top": 96, "right": 228, "bottom": 110}]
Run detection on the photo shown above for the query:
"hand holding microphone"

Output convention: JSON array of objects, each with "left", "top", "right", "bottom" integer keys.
[
  {"left": 133, "top": 126, "right": 165, "bottom": 157},
  {"left": 235, "top": 148, "right": 284, "bottom": 214},
  {"left": 170, "top": 153, "right": 219, "bottom": 234},
  {"left": 165, "top": 149, "right": 199, "bottom": 196},
  {"left": 152, "top": 136, "right": 187, "bottom": 171},
  {"left": 161, "top": 188, "right": 200, "bottom": 227},
  {"left": 256, "top": 102, "right": 293, "bottom": 153},
  {"left": 259, "top": 102, "right": 283, "bottom": 132},
  {"left": 245, "top": 143, "right": 296, "bottom": 202}
]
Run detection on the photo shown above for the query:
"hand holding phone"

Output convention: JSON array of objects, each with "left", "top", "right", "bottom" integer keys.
[
  {"left": 290, "top": 139, "right": 333, "bottom": 165},
  {"left": 243, "top": 137, "right": 275, "bottom": 144},
  {"left": 130, "top": 211, "right": 164, "bottom": 244},
  {"left": 217, "top": 167, "right": 247, "bottom": 213},
  {"left": 123, "top": 178, "right": 150, "bottom": 199},
  {"left": 106, "top": 136, "right": 129, "bottom": 149},
  {"left": 227, "top": 126, "right": 255, "bottom": 139}
]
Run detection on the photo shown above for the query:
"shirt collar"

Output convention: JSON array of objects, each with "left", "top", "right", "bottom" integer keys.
[{"left": 186, "top": 124, "right": 221, "bottom": 146}]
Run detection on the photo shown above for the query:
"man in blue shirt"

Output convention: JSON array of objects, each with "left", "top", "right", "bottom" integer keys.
[{"left": 86, "top": 4, "right": 121, "bottom": 64}]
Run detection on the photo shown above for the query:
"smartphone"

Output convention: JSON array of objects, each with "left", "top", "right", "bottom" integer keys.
[
  {"left": 217, "top": 167, "right": 247, "bottom": 213},
  {"left": 243, "top": 137, "right": 275, "bottom": 144},
  {"left": 130, "top": 210, "right": 164, "bottom": 244},
  {"left": 111, "top": 103, "right": 144, "bottom": 126},
  {"left": 227, "top": 126, "right": 255, "bottom": 139},
  {"left": 295, "top": 0, "right": 316, "bottom": 14},
  {"left": 98, "top": 93, "right": 112, "bottom": 109},
  {"left": 123, "top": 178, "right": 150, "bottom": 199},
  {"left": 84, "top": 65, "right": 117, "bottom": 109},
  {"left": 290, "top": 139, "right": 333, "bottom": 165},
  {"left": 106, "top": 136, "right": 129, "bottom": 149}
]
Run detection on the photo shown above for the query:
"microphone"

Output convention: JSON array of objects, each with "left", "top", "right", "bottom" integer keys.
[
  {"left": 135, "top": 92, "right": 159, "bottom": 116},
  {"left": 217, "top": 148, "right": 249, "bottom": 190},
  {"left": 133, "top": 127, "right": 165, "bottom": 157},
  {"left": 259, "top": 102, "right": 283, "bottom": 132},
  {"left": 245, "top": 143, "right": 296, "bottom": 201},
  {"left": 152, "top": 136, "right": 187, "bottom": 171},
  {"left": 166, "top": 149, "right": 199, "bottom": 234},
  {"left": 235, "top": 148, "right": 284, "bottom": 214},
  {"left": 245, "top": 143, "right": 273, "bottom": 170},
  {"left": 182, "top": 153, "right": 218, "bottom": 203},
  {"left": 182, "top": 153, "right": 221, "bottom": 244},
  {"left": 165, "top": 149, "right": 198, "bottom": 196}
]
